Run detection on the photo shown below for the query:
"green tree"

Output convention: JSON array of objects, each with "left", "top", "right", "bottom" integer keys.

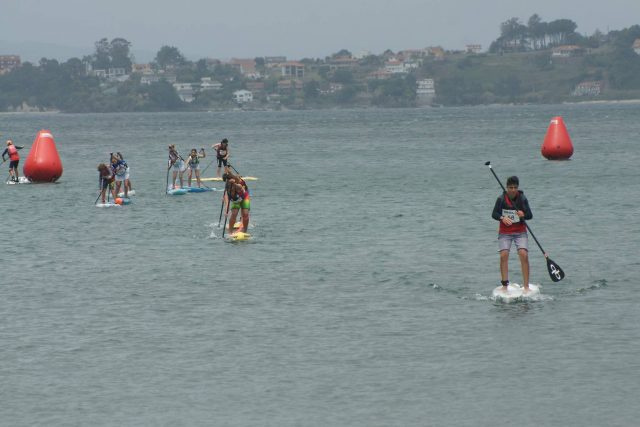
[
  {"left": 110, "top": 38, "right": 133, "bottom": 71},
  {"left": 155, "top": 46, "right": 187, "bottom": 69},
  {"left": 93, "top": 38, "right": 111, "bottom": 69}
]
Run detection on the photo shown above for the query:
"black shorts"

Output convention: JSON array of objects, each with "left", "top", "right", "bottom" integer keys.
[
  {"left": 217, "top": 157, "right": 228, "bottom": 167},
  {"left": 101, "top": 179, "right": 112, "bottom": 189},
  {"left": 9, "top": 160, "right": 19, "bottom": 169}
]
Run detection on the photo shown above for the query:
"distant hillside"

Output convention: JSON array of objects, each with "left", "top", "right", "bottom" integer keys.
[
  {"left": 426, "top": 46, "right": 640, "bottom": 105},
  {"left": 0, "top": 39, "right": 157, "bottom": 64}
]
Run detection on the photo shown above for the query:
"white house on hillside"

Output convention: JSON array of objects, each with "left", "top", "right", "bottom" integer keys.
[{"left": 233, "top": 90, "right": 253, "bottom": 104}]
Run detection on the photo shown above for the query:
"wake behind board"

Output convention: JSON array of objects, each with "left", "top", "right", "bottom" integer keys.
[
  {"left": 201, "top": 176, "right": 258, "bottom": 182},
  {"left": 492, "top": 283, "right": 540, "bottom": 303}
]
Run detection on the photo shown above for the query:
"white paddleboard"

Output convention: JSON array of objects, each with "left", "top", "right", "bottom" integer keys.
[
  {"left": 6, "top": 177, "right": 32, "bottom": 184},
  {"left": 117, "top": 190, "right": 135, "bottom": 197},
  {"left": 492, "top": 283, "right": 540, "bottom": 303},
  {"left": 95, "top": 202, "right": 122, "bottom": 208},
  {"left": 167, "top": 188, "right": 188, "bottom": 195}
]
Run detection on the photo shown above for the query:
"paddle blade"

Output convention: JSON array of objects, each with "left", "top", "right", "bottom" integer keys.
[{"left": 546, "top": 257, "right": 565, "bottom": 282}]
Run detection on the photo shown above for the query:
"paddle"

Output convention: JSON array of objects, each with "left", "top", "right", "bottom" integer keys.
[
  {"left": 221, "top": 182, "right": 231, "bottom": 238},
  {"left": 95, "top": 177, "right": 104, "bottom": 205},
  {"left": 165, "top": 157, "right": 171, "bottom": 195},
  {"left": 485, "top": 161, "right": 565, "bottom": 282}
]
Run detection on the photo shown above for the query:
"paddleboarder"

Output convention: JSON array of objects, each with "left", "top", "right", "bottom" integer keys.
[
  {"left": 110, "top": 153, "right": 129, "bottom": 198},
  {"left": 491, "top": 176, "right": 533, "bottom": 291},
  {"left": 2, "top": 140, "right": 24, "bottom": 182},
  {"left": 185, "top": 148, "right": 206, "bottom": 188},
  {"left": 223, "top": 171, "right": 250, "bottom": 234},
  {"left": 168, "top": 144, "right": 185, "bottom": 189},
  {"left": 97, "top": 163, "right": 117, "bottom": 203},
  {"left": 115, "top": 152, "right": 133, "bottom": 194},
  {"left": 211, "top": 138, "right": 229, "bottom": 178}
]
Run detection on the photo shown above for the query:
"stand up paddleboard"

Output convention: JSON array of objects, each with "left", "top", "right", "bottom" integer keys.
[
  {"left": 6, "top": 177, "right": 32, "bottom": 185},
  {"left": 201, "top": 176, "right": 258, "bottom": 182},
  {"left": 492, "top": 283, "right": 541, "bottom": 303},
  {"left": 167, "top": 188, "right": 188, "bottom": 195},
  {"left": 226, "top": 231, "right": 251, "bottom": 242},
  {"left": 95, "top": 202, "right": 122, "bottom": 208},
  {"left": 184, "top": 186, "right": 213, "bottom": 193}
]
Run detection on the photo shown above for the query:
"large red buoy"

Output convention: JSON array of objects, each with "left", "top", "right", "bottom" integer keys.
[
  {"left": 541, "top": 116, "right": 574, "bottom": 160},
  {"left": 23, "top": 130, "right": 63, "bottom": 182}
]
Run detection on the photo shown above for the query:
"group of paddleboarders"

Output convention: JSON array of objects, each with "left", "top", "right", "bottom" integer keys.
[
  {"left": 2, "top": 140, "right": 24, "bottom": 183},
  {"left": 96, "top": 152, "right": 134, "bottom": 203},
  {"left": 492, "top": 175, "right": 533, "bottom": 292},
  {"left": 166, "top": 138, "right": 250, "bottom": 235},
  {"left": 168, "top": 144, "right": 207, "bottom": 189}
]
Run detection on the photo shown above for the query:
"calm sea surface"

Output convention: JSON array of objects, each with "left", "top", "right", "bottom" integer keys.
[{"left": 1, "top": 104, "right": 639, "bottom": 426}]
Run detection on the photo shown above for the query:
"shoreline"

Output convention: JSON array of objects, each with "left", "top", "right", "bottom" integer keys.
[{"left": 2, "top": 98, "right": 640, "bottom": 115}]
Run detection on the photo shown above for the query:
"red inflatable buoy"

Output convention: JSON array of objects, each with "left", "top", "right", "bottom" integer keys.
[
  {"left": 23, "top": 130, "right": 63, "bottom": 182},
  {"left": 541, "top": 116, "right": 574, "bottom": 160}
]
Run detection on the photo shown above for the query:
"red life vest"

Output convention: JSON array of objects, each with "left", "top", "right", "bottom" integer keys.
[
  {"left": 8, "top": 144, "right": 19, "bottom": 161},
  {"left": 499, "top": 194, "right": 527, "bottom": 234}
]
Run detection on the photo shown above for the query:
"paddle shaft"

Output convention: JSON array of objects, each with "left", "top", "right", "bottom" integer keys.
[
  {"left": 221, "top": 183, "right": 231, "bottom": 238},
  {"left": 95, "top": 178, "right": 104, "bottom": 204},
  {"left": 165, "top": 157, "right": 171, "bottom": 195},
  {"left": 486, "top": 165, "right": 549, "bottom": 255}
]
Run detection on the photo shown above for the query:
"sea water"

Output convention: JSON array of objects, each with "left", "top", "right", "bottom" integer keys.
[{"left": 1, "top": 104, "right": 639, "bottom": 426}]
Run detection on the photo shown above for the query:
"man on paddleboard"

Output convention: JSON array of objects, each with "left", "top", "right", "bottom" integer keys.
[
  {"left": 491, "top": 176, "right": 533, "bottom": 291},
  {"left": 2, "top": 140, "right": 24, "bottom": 183},
  {"left": 211, "top": 138, "right": 229, "bottom": 178}
]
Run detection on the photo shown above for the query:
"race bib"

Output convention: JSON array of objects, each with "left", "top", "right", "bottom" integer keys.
[{"left": 502, "top": 209, "right": 520, "bottom": 223}]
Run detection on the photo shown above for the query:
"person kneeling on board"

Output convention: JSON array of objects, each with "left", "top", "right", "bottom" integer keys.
[
  {"left": 97, "top": 163, "right": 117, "bottom": 203},
  {"left": 223, "top": 171, "right": 250, "bottom": 233},
  {"left": 2, "top": 140, "right": 24, "bottom": 182},
  {"left": 491, "top": 175, "right": 533, "bottom": 292}
]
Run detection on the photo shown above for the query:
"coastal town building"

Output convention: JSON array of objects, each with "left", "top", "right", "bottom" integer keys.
[
  {"left": 551, "top": 45, "right": 585, "bottom": 58},
  {"left": 173, "top": 83, "right": 195, "bottom": 103},
  {"left": 416, "top": 79, "right": 436, "bottom": 105},
  {"left": 328, "top": 56, "right": 359, "bottom": 70},
  {"left": 233, "top": 89, "right": 253, "bottom": 104},
  {"left": 0, "top": 55, "right": 21, "bottom": 74},
  {"left": 466, "top": 44, "right": 483, "bottom": 54},
  {"left": 572, "top": 80, "right": 603, "bottom": 96},
  {"left": 140, "top": 75, "right": 160, "bottom": 85},
  {"left": 246, "top": 81, "right": 265, "bottom": 95},
  {"left": 384, "top": 59, "right": 406, "bottom": 74},
  {"left": 368, "top": 70, "right": 393, "bottom": 80},
  {"left": 265, "top": 56, "right": 286, "bottom": 65},
  {"left": 280, "top": 62, "right": 305, "bottom": 79},
  {"left": 199, "top": 77, "right": 222, "bottom": 91},
  {"left": 634, "top": 39, "right": 640, "bottom": 55},
  {"left": 229, "top": 58, "right": 260, "bottom": 79},
  {"left": 277, "top": 79, "right": 303, "bottom": 93}
]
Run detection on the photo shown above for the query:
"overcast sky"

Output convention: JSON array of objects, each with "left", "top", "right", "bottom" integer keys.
[{"left": 2, "top": 0, "right": 639, "bottom": 61}]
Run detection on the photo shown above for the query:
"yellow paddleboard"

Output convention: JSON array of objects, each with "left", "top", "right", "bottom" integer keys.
[
  {"left": 227, "top": 231, "right": 251, "bottom": 241},
  {"left": 201, "top": 176, "right": 258, "bottom": 182}
]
